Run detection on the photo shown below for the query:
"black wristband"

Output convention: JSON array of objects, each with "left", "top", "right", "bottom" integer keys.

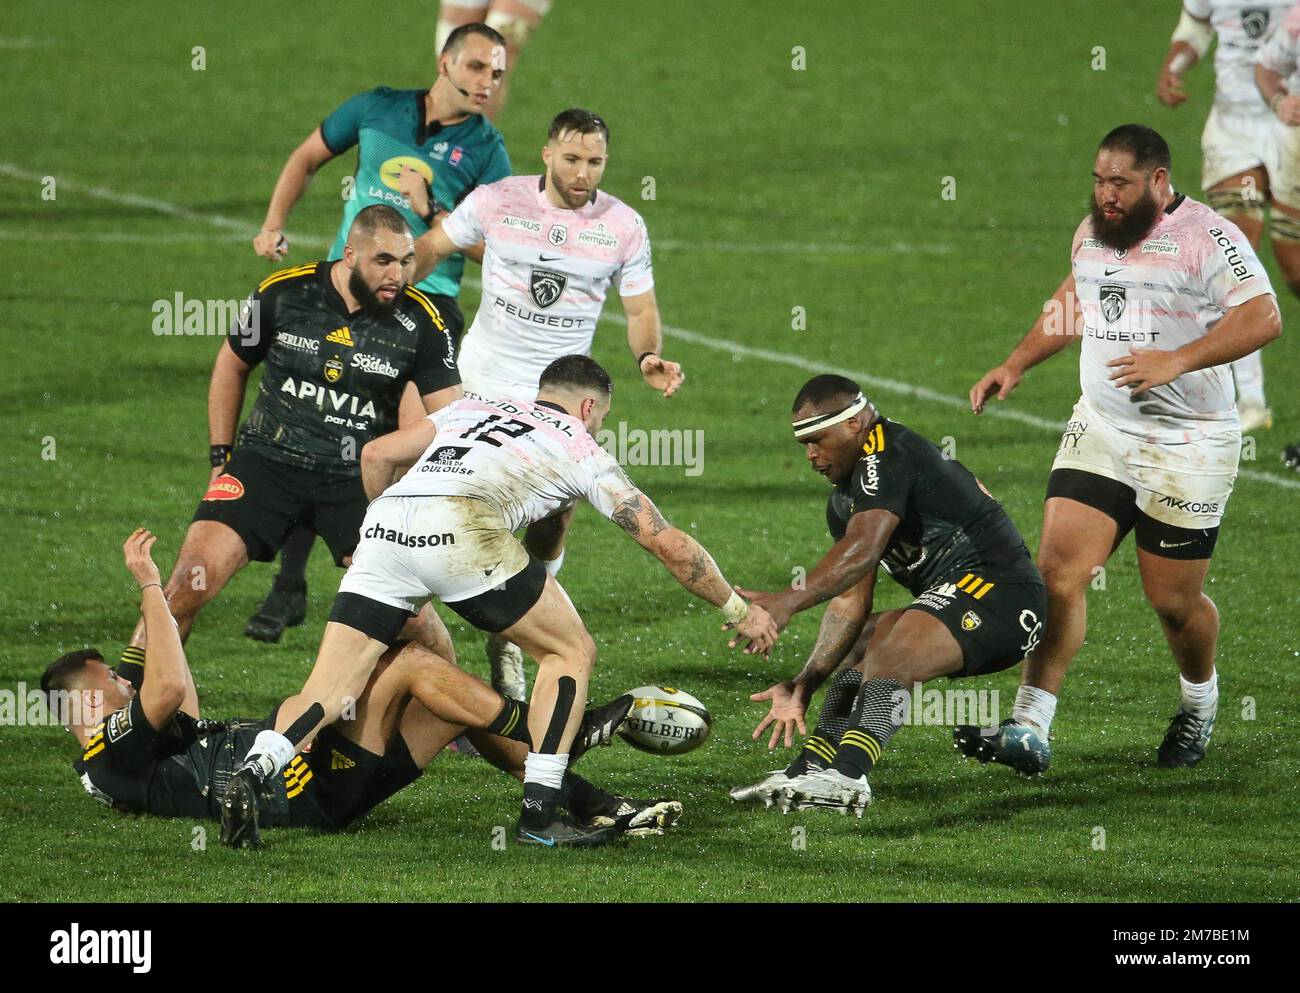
[
  {"left": 210, "top": 444, "right": 233, "bottom": 469},
  {"left": 423, "top": 203, "right": 443, "bottom": 225},
  {"left": 636, "top": 351, "right": 657, "bottom": 369}
]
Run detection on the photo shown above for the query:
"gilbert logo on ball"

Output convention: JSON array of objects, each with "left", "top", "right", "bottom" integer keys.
[{"left": 619, "top": 685, "right": 711, "bottom": 755}]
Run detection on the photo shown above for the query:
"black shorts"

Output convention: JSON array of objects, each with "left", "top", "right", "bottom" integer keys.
[
  {"left": 192, "top": 447, "right": 367, "bottom": 566},
  {"left": 427, "top": 293, "right": 466, "bottom": 355},
  {"left": 907, "top": 573, "right": 1047, "bottom": 678},
  {"left": 1047, "top": 468, "right": 1220, "bottom": 560},
  {"left": 287, "top": 724, "right": 423, "bottom": 831}
]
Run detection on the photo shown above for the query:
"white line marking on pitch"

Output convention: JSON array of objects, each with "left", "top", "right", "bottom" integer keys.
[{"left": 5, "top": 162, "right": 1296, "bottom": 491}]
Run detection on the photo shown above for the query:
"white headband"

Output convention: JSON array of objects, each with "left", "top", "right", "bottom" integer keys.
[{"left": 792, "top": 393, "right": 869, "bottom": 440}]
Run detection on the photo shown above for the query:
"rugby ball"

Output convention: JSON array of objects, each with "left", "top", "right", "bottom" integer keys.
[{"left": 618, "top": 685, "right": 711, "bottom": 755}]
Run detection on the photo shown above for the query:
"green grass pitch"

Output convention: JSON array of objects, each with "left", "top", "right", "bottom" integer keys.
[{"left": 1, "top": 0, "right": 1297, "bottom": 902}]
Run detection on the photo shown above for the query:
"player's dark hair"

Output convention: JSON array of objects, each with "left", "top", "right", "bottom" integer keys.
[
  {"left": 349, "top": 204, "right": 411, "bottom": 242},
  {"left": 1098, "top": 124, "right": 1171, "bottom": 174},
  {"left": 539, "top": 354, "right": 613, "bottom": 398},
  {"left": 792, "top": 374, "right": 864, "bottom": 413},
  {"left": 40, "top": 648, "right": 102, "bottom": 710},
  {"left": 441, "top": 22, "right": 507, "bottom": 57},
  {"left": 548, "top": 108, "right": 610, "bottom": 145}
]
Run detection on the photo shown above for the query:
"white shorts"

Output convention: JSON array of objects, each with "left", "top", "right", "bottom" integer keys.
[
  {"left": 1201, "top": 104, "right": 1277, "bottom": 191},
  {"left": 1051, "top": 397, "right": 1240, "bottom": 530},
  {"left": 337, "top": 494, "right": 530, "bottom": 611}
]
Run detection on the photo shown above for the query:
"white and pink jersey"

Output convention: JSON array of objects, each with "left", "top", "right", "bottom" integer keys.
[
  {"left": 1070, "top": 195, "right": 1274, "bottom": 442},
  {"left": 440, "top": 175, "right": 655, "bottom": 395},
  {"left": 1256, "top": 2, "right": 1300, "bottom": 93},
  {"left": 382, "top": 395, "right": 639, "bottom": 531},
  {"left": 1187, "top": 1, "right": 1291, "bottom": 115}
]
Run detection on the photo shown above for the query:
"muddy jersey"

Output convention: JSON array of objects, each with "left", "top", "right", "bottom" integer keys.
[
  {"left": 440, "top": 175, "right": 655, "bottom": 392},
  {"left": 228, "top": 262, "right": 460, "bottom": 473},
  {"left": 1070, "top": 194, "right": 1273, "bottom": 442},
  {"left": 381, "top": 395, "right": 640, "bottom": 531},
  {"left": 1186, "top": 1, "right": 1291, "bottom": 114},
  {"left": 825, "top": 419, "right": 1040, "bottom": 597}
]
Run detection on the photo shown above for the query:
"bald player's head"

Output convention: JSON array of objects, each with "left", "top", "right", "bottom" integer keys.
[{"left": 342, "top": 204, "right": 415, "bottom": 314}]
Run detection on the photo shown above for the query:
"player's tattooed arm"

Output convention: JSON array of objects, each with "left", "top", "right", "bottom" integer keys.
[
  {"left": 611, "top": 490, "right": 730, "bottom": 604},
  {"left": 791, "top": 576, "right": 874, "bottom": 697}
]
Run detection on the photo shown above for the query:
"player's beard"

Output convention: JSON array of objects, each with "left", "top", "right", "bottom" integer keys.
[
  {"left": 549, "top": 166, "right": 593, "bottom": 208},
  {"left": 1090, "top": 186, "right": 1160, "bottom": 251},
  {"left": 349, "top": 267, "right": 404, "bottom": 315}
]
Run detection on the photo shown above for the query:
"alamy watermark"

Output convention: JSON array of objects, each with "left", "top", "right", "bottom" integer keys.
[{"left": 596, "top": 421, "right": 704, "bottom": 477}]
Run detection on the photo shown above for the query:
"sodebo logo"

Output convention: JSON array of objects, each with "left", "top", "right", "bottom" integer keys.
[{"left": 50, "top": 924, "right": 151, "bottom": 973}]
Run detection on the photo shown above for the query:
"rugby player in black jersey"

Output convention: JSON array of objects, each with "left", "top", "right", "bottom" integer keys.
[
  {"left": 123, "top": 205, "right": 462, "bottom": 666},
  {"left": 728, "top": 375, "right": 1046, "bottom": 815},
  {"left": 45, "top": 531, "right": 672, "bottom": 847}
]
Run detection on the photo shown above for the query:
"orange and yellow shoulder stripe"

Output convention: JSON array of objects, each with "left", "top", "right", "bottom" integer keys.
[
  {"left": 861, "top": 421, "right": 886, "bottom": 455},
  {"left": 403, "top": 286, "right": 447, "bottom": 330},
  {"left": 257, "top": 262, "right": 318, "bottom": 294}
]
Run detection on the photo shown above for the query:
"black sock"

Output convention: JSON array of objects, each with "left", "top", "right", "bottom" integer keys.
[
  {"left": 562, "top": 773, "right": 616, "bottom": 820},
  {"left": 115, "top": 646, "right": 146, "bottom": 690},
  {"left": 486, "top": 698, "right": 532, "bottom": 746},
  {"left": 829, "top": 676, "right": 907, "bottom": 780},
  {"left": 520, "top": 782, "right": 562, "bottom": 829},
  {"left": 273, "top": 527, "right": 313, "bottom": 594},
  {"left": 785, "top": 670, "right": 863, "bottom": 776}
]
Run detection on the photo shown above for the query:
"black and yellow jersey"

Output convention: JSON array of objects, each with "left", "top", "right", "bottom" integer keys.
[
  {"left": 228, "top": 261, "right": 460, "bottom": 474},
  {"left": 825, "top": 418, "right": 1041, "bottom": 596}
]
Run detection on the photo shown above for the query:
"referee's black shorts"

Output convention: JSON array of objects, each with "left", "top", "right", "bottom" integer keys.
[{"left": 192, "top": 447, "right": 366, "bottom": 566}]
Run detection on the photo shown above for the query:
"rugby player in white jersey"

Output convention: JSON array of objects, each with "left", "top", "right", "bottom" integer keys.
[
  {"left": 967, "top": 125, "right": 1281, "bottom": 773},
  {"left": 412, "top": 107, "right": 685, "bottom": 698},
  {"left": 221, "top": 355, "right": 775, "bottom": 847},
  {"left": 1156, "top": 1, "right": 1289, "bottom": 431}
]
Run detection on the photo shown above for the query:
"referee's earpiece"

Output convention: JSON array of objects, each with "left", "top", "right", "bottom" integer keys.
[{"left": 442, "top": 64, "right": 472, "bottom": 99}]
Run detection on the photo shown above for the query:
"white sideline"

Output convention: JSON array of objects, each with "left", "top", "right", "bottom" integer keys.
[{"left": 4, "top": 160, "right": 1297, "bottom": 491}]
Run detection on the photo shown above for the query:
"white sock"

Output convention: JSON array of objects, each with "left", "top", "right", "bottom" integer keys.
[
  {"left": 542, "top": 551, "right": 565, "bottom": 577},
  {"left": 523, "top": 751, "right": 569, "bottom": 789},
  {"left": 1012, "top": 685, "right": 1057, "bottom": 735},
  {"left": 1231, "top": 352, "right": 1266, "bottom": 407},
  {"left": 1179, "top": 669, "right": 1218, "bottom": 720},
  {"left": 244, "top": 729, "right": 295, "bottom": 780}
]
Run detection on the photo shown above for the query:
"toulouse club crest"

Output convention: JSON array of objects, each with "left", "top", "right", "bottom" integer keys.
[
  {"left": 529, "top": 268, "right": 568, "bottom": 309},
  {"left": 1099, "top": 283, "right": 1126, "bottom": 324},
  {"left": 1242, "top": 9, "right": 1270, "bottom": 39}
]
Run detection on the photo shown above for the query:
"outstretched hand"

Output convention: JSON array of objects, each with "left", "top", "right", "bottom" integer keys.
[{"left": 750, "top": 680, "right": 808, "bottom": 750}]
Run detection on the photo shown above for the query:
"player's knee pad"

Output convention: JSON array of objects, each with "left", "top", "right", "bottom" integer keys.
[
  {"left": 1204, "top": 186, "right": 1267, "bottom": 224},
  {"left": 485, "top": 10, "right": 537, "bottom": 49},
  {"left": 1270, "top": 210, "right": 1300, "bottom": 243}
]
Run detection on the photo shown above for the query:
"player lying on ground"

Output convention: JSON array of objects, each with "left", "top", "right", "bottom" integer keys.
[
  {"left": 411, "top": 107, "right": 685, "bottom": 700},
  {"left": 727, "top": 375, "right": 1045, "bottom": 816},
  {"left": 221, "top": 355, "right": 776, "bottom": 847},
  {"left": 124, "top": 205, "right": 462, "bottom": 669},
  {"left": 43, "top": 530, "right": 673, "bottom": 849},
  {"left": 246, "top": 23, "right": 514, "bottom": 641},
  {"left": 1156, "top": 0, "right": 1288, "bottom": 431},
  {"left": 968, "top": 125, "right": 1281, "bottom": 773}
]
